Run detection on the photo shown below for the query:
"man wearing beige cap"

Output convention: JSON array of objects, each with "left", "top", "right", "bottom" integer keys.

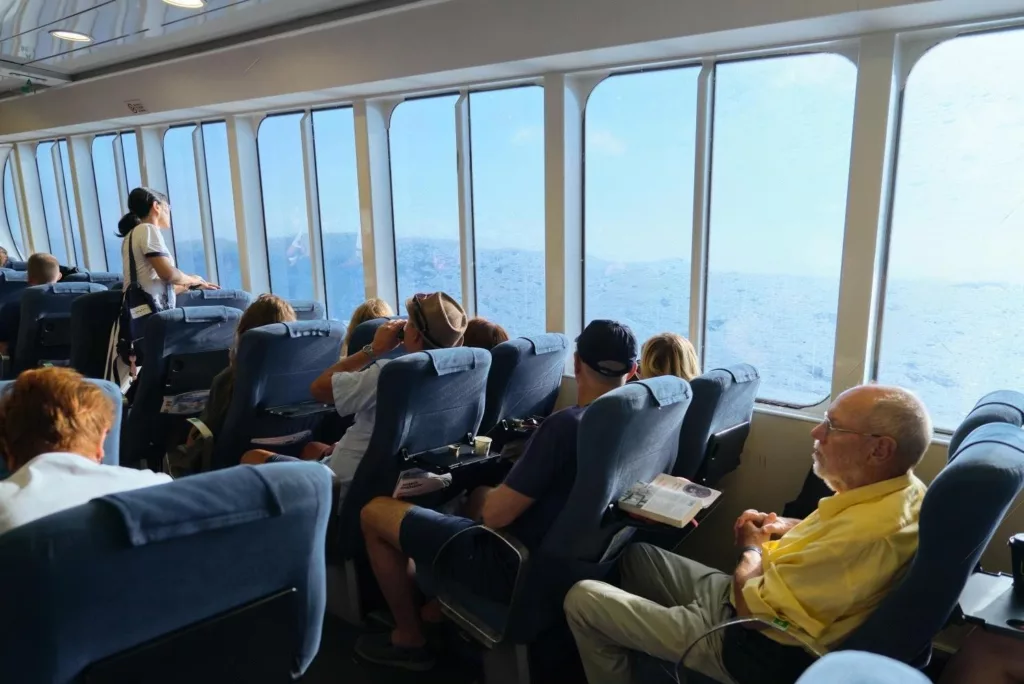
[{"left": 244, "top": 292, "right": 467, "bottom": 494}]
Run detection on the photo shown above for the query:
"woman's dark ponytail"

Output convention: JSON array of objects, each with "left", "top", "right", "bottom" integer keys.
[{"left": 117, "top": 187, "right": 168, "bottom": 238}]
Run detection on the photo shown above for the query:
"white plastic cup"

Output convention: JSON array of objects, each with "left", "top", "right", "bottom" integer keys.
[{"left": 473, "top": 436, "right": 493, "bottom": 456}]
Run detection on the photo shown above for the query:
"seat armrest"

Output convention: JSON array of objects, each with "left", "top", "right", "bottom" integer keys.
[
  {"left": 435, "top": 525, "right": 529, "bottom": 648},
  {"left": 264, "top": 401, "right": 335, "bottom": 418}
]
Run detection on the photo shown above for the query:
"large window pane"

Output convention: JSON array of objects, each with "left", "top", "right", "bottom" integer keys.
[
  {"left": 121, "top": 131, "right": 142, "bottom": 191},
  {"left": 470, "top": 87, "right": 545, "bottom": 338},
  {"left": 35, "top": 142, "right": 68, "bottom": 264},
  {"left": 202, "top": 122, "right": 241, "bottom": 291},
  {"left": 705, "top": 54, "right": 856, "bottom": 406},
  {"left": 878, "top": 30, "right": 1024, "bottom": 429},
  {"left": 57, "top": 140, "right": 85, "bottom": 267},
  {"left": 164, "top": 125, "right": 206, "bottom": 280},
  {"left": 4, "top": 159, "right": 25, "bottom": 258},
  {"left": 311, "top": 108, "right": 364, "bottom": 320},
  {"left": 390, "top": 95, "right": 461, "bottom": 312},
  {"left": 258, "top": 113, "right": 313, "bottom": 300},
  {"left": 584, "top": 69, "right": 698, "bottom": 346},
  {"left": 92, "top": 135, "right": 123, "bottom": 269}
]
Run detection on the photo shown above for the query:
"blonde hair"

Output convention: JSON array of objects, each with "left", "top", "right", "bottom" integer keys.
[
  {"left": 641, "top": 333, "right": 701, "bottom": 382},
  {"left": 342, "top": 298, "right": 394, "bottom": 356}
]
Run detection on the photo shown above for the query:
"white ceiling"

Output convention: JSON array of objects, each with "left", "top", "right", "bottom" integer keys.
[{"left": 0, "top": 0, "right": 379, "bottom": 93}]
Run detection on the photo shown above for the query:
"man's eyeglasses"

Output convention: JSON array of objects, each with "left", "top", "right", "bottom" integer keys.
[{"left": 820, "top": 413, "right": 884, "bottom": 440}]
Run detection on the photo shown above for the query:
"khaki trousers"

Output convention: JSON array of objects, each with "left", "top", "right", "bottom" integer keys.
[{"left": 564, "top": 543, "right": 737, "bottom": 684}]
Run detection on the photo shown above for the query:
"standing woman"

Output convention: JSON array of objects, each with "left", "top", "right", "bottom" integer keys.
[{"left": 106, "top": 187, "right": 217, "bottom": 389}]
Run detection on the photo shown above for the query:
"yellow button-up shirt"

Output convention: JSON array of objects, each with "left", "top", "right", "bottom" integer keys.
[{"left": 739, "top": 472, "right": 926, "bottom": 650}]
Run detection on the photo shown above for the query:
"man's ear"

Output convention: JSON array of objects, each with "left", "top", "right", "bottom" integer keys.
[
  {"left": 573, "top": 352, "right": 581, "bottom": 377},
  {"left": 92, "top": 429, "right": 109, "bottom": 464}
]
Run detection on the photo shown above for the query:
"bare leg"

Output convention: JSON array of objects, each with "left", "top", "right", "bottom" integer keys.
[
  {"left": 360, "top": 497, "right": 424, "bottom": 647},
  {"left": 939, "top": 629, "right": 1024, "bottom": 684},
  {"left": 240, "top": 449, "right": 277, "bottom": 465}
]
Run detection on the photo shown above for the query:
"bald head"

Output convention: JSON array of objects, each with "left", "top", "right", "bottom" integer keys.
[{"left": 812, "top": 384, "right": 932, "bottom": 492}]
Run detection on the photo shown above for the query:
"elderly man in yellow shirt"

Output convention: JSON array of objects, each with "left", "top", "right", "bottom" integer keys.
[{"left": 563, "top": 384, "right": 932, "bottom": 684}]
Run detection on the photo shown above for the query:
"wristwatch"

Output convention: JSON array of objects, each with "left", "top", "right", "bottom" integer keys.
[
  {"left": 739, "top": 545, "right": 763, "bottom": 560},
  {"left": 361, "top": 343, "right": 376, "bottom": 360}
]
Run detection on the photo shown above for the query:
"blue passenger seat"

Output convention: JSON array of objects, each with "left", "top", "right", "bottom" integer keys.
[
  {"left": 328, "top": 347, "right": 492, "bottom": 623},
  {"left": 346, "top": 316, "right": 403, "bottom": 357},
  {"left": 795, "top": 652, "right": 929, "bottom": 684},
  {"left": 674, "top": 364, "right": 760, "bottom": 484},
  {"left": 433, "top": 376, "right": 692, "bottom": 684},
  {"left": 212, "top": 320, "right": 345, "bottom": 470},
  {"left": 0, "top": 462, "right": 331, "bottom": 682},
  {"left": 13, "top": 282, "right": 107, "bottom": 375},
  {"left": 122, "top": 306, "right": 241, "bottom": 470},
  {"left": 479, "top": 333, "right": 569, "bottom": 436},
  {"left": 70, "top": 289, "right": 123, "bottom": 379}
]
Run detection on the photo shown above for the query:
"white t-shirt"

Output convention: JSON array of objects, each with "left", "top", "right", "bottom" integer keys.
[
  {"left": 122, "top": 223, "right": 175, "bottom": 309},
  {"left": 0, "top": 452, "right": 172, "bottom": 535},
  {"left": 328, "top": 359, "right": 390, "bottom": 484}
]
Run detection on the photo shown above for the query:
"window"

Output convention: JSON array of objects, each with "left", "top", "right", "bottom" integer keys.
[
  {"left": 311, "top": 108, "right": 364, "bottom": 319},
  {"left": 389, "top": 95, "right": 461, "bottom": 312},
  {"left": 257, "top": 113, "right": 314, "bottom": 300},
  {"left": 164, "top": 125, "right": 207, "bottom": 280},
  {"left": 121, "top": 131, "right": 142, "bottom": 191},
  {"left": 57, "top": 140, "right": 85, "bottom": 267},
  {"left": 584, "top": 68, "right": 698, "bottom": 346},
  {"left": 92, "top": 135, "right": 123, "bottom": 269},
  {"left": 202, "top": 122, "right": 241, "bottom": 291},
  {"left": 704, "top": 54, "right": 856, "bottom": 406},
  {"left": 470, "top": 87, "right": 545, "bottom": 338},
  {"left": 35, "top": 141, "right": 68, "bottom": 264},
  {"left": 877, "top": 30, "right": 1024, "bottom": 429},
  {"left": 3, "top": 158, "right": 25, "bottom": 258}
]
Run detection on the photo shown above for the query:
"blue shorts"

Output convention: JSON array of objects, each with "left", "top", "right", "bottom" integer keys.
[{"left": 399, "top": 506, "right": 517, "bottom": 602}]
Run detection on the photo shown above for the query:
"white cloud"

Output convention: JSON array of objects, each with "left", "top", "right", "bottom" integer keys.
[{"left": 512, "top": 126, "right": 542, "bottom": 145}]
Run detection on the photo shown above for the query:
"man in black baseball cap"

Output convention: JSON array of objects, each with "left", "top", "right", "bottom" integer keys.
[
  {"left": 576, "top": 319, "right": 639, "bottom": 381},
  {"left": 355, "top": 319, "right": 637, "bottom": 671}
]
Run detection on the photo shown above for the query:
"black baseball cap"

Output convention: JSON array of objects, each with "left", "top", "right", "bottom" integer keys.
[{"left": 577, "top": 320, "right": 638, "bottom": 377}]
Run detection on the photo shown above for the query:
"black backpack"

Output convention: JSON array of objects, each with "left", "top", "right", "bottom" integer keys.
[{"left": 116, "top": 229, "right": 171, "bottom": 364}]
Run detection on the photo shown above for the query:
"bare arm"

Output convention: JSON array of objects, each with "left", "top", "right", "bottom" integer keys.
[
  {"left": 147, "top": 255, "right": 201, "bottom": 287},
  {"left": 309, "top": 319, "right": 405, "bottom": 403},
  {"left": 478, "top": 485, "right": 534, "bottom": 530},
  {"left": 732, "top": 549, "right": 764, "bottom": 620}
]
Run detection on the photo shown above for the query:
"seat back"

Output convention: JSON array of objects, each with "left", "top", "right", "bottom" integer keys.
[
  {"left": 948, "top": 390, "right": 1024, "bottom": 456},
  {"left": 213, "top": 320, "right": 344, "bottom": 469},
  {"left": 336, "top": 348, "right": 492, "bottom": 556},
  {"left": 542, "top": 376, "right": 692, "bottom": 562},
  {"left": 176, "top": 288, "right": 253, "bottom": 312},
  {"left": 839, "top": 423, "right": 1024, "bottom": 661},
  {"left": 0, "top": 377, "right": 122, "bottom": 468},
  {"left": 62, "top": 272, "right": 90, "bottom": 283},
  {"left": 0, "top": 269, "right": 28, "bottom": 304},
  {"left": 70, "top": 290, "right": 123, "bottom": 379},
  {"left": 6, "top": 260, "right": 26, "bottom": 271},
  {"left": 346, "top": 316, "right": 400, "bottom": 356},
  {"left": 14, "top": 283, "right": 107, "bottom": 374},
  {"left": 289, "top": 300, "right": 325, "bottom": 321},
  {"left": 796, "top": 652, "right": 929, "bottom": 684},
  {"left": 0, "top": 463, "right": 331, "bottom": 683},
  {"left": 674, "top": 364, "right": 760, "bottom": 483},
  {"left": 480, "top": 334, "right": 569, "bottom": 434},
  {"left": 122, "top": 306, "right": 241, "bottom": 469}
]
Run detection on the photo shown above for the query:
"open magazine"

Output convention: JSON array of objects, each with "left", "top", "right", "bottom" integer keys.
[{"left": 618, "top": 474, "right": 722, "bottom": 528}]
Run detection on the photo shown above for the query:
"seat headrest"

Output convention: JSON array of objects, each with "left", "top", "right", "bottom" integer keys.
[
  {"left": 180, "top": 305, "right": 237, "bottom": 324},
  {"left": 634, "top": 376, "right": 692, "bottom": 407},
  {"left": 715, "top": 364, "right": 760, "bottom": 384},
  {"left": 33, "top": 282, "right": 106, "bottom": 296},
  {"left": 98, "top": 466, "right": 284, "bottom": 546},
  {"left": 523, "top": 333, "right": 568, "bottom": 356},
  {"left": 425, "top": 347, "right": 488, "bottom": 376},
  {"left": 0, "top": 269, "right": 27, "bottom": 282}
]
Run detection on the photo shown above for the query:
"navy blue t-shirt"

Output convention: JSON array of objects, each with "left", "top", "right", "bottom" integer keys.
[{"left": 503, "top": 404, "right": 586, "bottom": 549}]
